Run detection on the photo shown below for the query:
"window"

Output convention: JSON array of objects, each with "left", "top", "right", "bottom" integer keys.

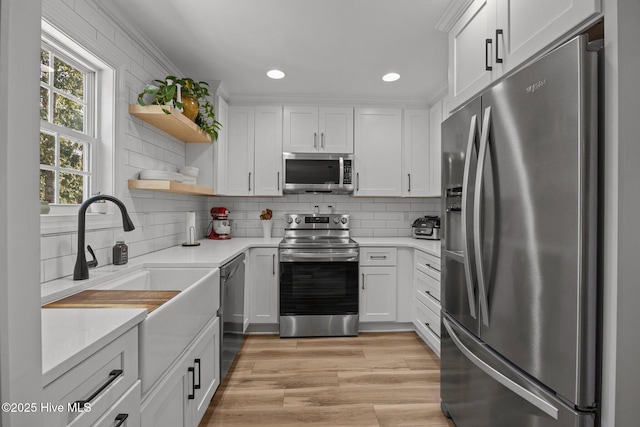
[
  {"left": 39, "top": 19, "right": 116, "bottom": 234},
  {"left": 39, "top": 43, "right": 97, "bottom": 205}
]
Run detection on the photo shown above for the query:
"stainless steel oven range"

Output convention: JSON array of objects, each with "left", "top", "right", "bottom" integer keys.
[{"left": 279, "top": 213, "right": 359, "bottom": 338}]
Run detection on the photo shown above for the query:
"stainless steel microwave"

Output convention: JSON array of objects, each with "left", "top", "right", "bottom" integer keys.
[{"left": 282, "top": 153, "right": 354, "bottom": 194}]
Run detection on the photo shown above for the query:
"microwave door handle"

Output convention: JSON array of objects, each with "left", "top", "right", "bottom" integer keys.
[
  {"left": 339, "top": 157, "right": 344, "bottom": 187},
  {"left": 461, "top": 114, "right": 478, "bottom": 320}
]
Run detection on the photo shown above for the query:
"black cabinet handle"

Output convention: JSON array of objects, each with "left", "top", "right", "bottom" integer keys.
[
  {"left": 248, "top": 172, "right": 252, "bottom": 192},
  {"left": 114, "top": 413, "right": 128, "bottom": 427},
  {"left": 188, "top": 367, "right": 195, "bottom": 399},
  {"left": 408, "top": 174, "right": 411, "bottom": 192},
  {"left": 194, "top": 358, "right": 201, "bottom": 390},
  {"left": 485, "top": 38, "right": 493, "bottom": 71},
  {"left": 495, "top": 29, "right": 503, "bottom": 63},
  {"left": 74, "top": 369, "right": 122, "bottom": 407},
  {"left": 272, "top": 254, "right": 275, "bottom": 274},
  {"left": 425, "top": 322, "right": 439, "bottom": 338},
  {"left": 277, "top": 172, "right": 280, "bottom": 191}
]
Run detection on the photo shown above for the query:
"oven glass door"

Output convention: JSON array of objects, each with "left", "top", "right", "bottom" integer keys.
[
  {"left": 280, "top": 261, "right": 359, "bottom": 316},
  {"left": 285, "top": 159, "right": 341, "bottom": 185}
]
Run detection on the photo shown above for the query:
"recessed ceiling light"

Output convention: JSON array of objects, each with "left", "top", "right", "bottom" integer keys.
[
  {"left": 382, "top": 72, "right": 400, "bottom": 82},
  {"left": 267, "top": 69, "right": 286, "bottom": 79}
]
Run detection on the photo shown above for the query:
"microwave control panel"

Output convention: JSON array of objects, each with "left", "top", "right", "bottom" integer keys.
[{"left": 343, "top": 160, "right": 352, "bottom": 184}]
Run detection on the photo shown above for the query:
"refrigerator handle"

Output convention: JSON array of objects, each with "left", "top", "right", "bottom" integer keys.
[
  {"left": 461, "top": 114, "right": 478, "bottom": 320},
  {"left": 443, "top": 318, "right": 559, "bottom": 420},
  {"left": 474, "top": 107, "right": 492, "bottom": 327}
]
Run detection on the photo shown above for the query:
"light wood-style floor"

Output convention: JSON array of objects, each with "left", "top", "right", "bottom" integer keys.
[{"left": 199, "top": 332, "right": 456, "bottom": 427}]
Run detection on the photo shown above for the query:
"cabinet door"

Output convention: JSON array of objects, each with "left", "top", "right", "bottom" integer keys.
[
  {"left": 283, "top": 106, "right": 319, "bottom": 153},
  {"left": 354, "top": 108, "right": 402, "bottom": 197},
  {"left": 402, "top": 109, "right": 430, "bottom": 197},
  {"left": 497, "top": 0, "right": 600, "bottom": 73},
  {"left": 318, "top": 107, "right": 354, "bottom": 153},
  {"left": 448, "top": 0, "right": 498, "bottom": 111},
  {"left": 428, "top": 102, "right": 443, "bottom": 197},
  {"left": 360, "top": 266, "right": 397, "bottom": 322},
  {"left": 213, "top": 96, "right": 229, "bottom": 193},
  {"left": 254, "top": 106, "right": 283, "bottom": 196},
  {"left": 225, "top": 106, "right": 255, "bottom": 195},
  {"left": 248, "top": 248, "right": 279, "bottom": 324},
  {"left": 141, "top": 368, "right": 189, "bottom": 427},
  {"left": 187, "top": 318, "right": 219, "bottom": 427}
]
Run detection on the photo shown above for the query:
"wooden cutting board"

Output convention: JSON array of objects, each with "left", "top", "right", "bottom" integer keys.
[{"left": 43, "top": 290, "right": 181, "bottom": 313}]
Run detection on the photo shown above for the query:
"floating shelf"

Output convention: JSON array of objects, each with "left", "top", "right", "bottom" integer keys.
[
  {"left": 128, "top": 104, "right": 212, "bottom": 143},
  {"left": 128, "top": 179, "right": 214, "bottom": 196}
]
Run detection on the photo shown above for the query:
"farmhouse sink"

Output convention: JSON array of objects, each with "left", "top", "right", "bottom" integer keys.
[{"left": 92, "top": 266, "right": 220, "bottom": 395}]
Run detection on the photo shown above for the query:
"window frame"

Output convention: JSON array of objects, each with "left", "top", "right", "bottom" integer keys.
[{"left": 40, "top": 20, "right": 117, "bottom": 234}]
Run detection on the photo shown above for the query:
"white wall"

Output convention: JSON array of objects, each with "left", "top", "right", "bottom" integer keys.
[
  {"left": 39, "top": 0, "right": 212, "bottom": 282},
  {"left": 0, "top": 0, "right": 44, "bottom": 425}
]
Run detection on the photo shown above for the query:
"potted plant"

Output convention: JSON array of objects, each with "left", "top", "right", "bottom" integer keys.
[
  {"left": 137, "top": 75, "right": 222, "bottom": 141},
  {"left": 260, "top": 209, "right": 273, "bottom": 239}
]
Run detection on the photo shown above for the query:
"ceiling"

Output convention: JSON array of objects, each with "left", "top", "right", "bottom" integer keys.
[{"left": 104, "top": 0, "right": 450, "bottom": 105}]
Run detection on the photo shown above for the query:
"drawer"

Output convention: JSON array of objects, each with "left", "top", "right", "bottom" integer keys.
[
  {"left": 44, "top": 327, "right": 138, "bottom": 427},
  {"left": 415, "top": 298, "right": 441, "bottom": 338},
  {"left": 93, "top": 381, "right": 141, "bottom": 427},
  {"left": 360, "top": 247, "right": 397, "bottom": 266},
  {"left": 415, "top": 250, "right": 441, "bottom": 279},
  {"left": 414, "top": 268, "right": 440, "bottom": 302}
]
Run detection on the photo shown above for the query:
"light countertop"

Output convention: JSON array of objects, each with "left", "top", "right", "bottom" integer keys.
[{"left": 42, "top": 308, "right": 146, "bottom": 385}]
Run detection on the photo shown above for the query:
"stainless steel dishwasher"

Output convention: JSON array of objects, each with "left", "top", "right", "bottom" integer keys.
[{"left": 219, "top": 253, "right": 246, "bottom": 381}]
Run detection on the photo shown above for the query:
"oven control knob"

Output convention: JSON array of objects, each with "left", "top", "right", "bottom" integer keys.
[
  {"left": 332, "top": 217, "right": 340, "bottom": 224},
  {"left": 286, "top": 216, "right": 293, "bottom": 224},
  {"left": 340, "top": 217, "right": 348, "bottom": 224},
  {"left": 295, "top": 217, "right": 301, "bottom": 224}
]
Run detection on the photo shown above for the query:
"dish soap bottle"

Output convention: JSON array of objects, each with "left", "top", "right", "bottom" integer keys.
[{"left": 113, "top": 235, "right": 128, "bottom": 265}]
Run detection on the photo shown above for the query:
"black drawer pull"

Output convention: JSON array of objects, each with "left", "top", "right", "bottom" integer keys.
[
  {"left": 425, "top": 322, "right": 440, "bottom": 338},
  {"left": 194, "top": 358, "right": 201, "bottom": 390},
  {"left": 188, "top": 367, "right": 195, "bottom": 399},
  {"left": 115, "top": 413, "right": 128, "bottom": 427},
  {"left": 74, "top": 369, "right": 123, "bottom": 407},
  {"left": 485, "top": 38, "right": 493, "bottom": 71},
  {"left": 495, "top": 29, "right": 504, "bottom": 63}
]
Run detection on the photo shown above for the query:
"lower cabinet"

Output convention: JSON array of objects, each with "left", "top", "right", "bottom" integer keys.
[
  {"left": 248, "top": 248, "right": 279, "bottom": 325},
  {"left": 413, "top": 249, "right": 442, "bottom": 355},
  {"left": 43, "top": 327, "right": 139, "bottom": 427},
  {"left": 359, "top": 247, "right": 398, "bottom": 322},
  {"left": 141, "top": 317, "right": 220, "bottom": 427}
]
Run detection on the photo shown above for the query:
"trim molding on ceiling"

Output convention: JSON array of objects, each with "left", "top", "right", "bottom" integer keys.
[{"left": 435, "top": 0, "right": 475, "bottom": 32}]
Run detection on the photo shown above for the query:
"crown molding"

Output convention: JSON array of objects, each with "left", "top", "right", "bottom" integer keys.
[
  {"left": 435, "top": 0, "right": 474, "bottom": 32},
  {"left": 227, "top": 93, "right": 430, "bottom": 109},
  {"left": 88, "top": 0, "right": 181, "bottom": 76}
]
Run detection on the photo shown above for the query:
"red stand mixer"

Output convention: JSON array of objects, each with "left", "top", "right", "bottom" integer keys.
[{"left": 207, "top": 207, "right": 233, "bottom": 240}]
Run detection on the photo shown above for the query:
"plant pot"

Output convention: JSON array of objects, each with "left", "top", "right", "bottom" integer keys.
[
  {"left": 90, "top": 203, "right": 108, "bottom": 214},
  {"left": 261, "top": 220, "right": 273, "bottom": 239},
  {"left": 181, "top": 95, "right": 198, "bottom": 121}
]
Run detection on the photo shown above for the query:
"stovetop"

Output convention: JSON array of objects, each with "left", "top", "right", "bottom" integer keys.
[{"left": 279, "top": 213, "right": 358, "bottom": 249}]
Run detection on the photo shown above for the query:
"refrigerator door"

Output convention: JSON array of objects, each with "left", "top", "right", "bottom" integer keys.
[
  {"left": 474, "top": 35, "right": 598, "bottom": 407},
  {"left": 441, "top": 314, "right": 596, "bottom": 427},
  {"left": 441, "top": 97, "right": 482, "bottom": 335}
]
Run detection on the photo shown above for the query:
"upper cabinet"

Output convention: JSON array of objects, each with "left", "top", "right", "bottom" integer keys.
[
  {"left": 283, "top": 106, "right": 354, "bottom": 153},
  {"left": 402, "top": 109, "right": 430, "bottom": 197},
  {"left": 354, "top": 108, "right": 402, "bottom": 197},
  {"left": 448, "top": 0, "right": 600, "bottom": 111},
  {"left": 216, "top": 105, "right": 282, "bottom": 197}
]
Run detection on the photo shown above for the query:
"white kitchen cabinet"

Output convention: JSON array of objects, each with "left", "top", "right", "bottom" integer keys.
[
  {"left": 428, "top": 101, "right": 443, "bottom": 197},
  {"left": 141, "top": 317, "right": 219, "bottom": 427},
  {"left": 354, "top": 108, "right": 402, "bottom": 197},
  {"left": 42, "top": 327, "right": 139, "bottom": 427},
  {"left": 359, "top": 247, "right": 398, "bottom": 322},
  {"left": 218, "top": 105, "right": 282, "bottom": 196},
  {"left": 254, "top": 106, "right": 283, "bottom": 196},
  {"left": 283, "top": 106, "right": 353, "bottom": 153},
  {"left": 448, "top": 0, "right": 600, "bottom": 110},
  {"left": 224, "top": 106, "right": 254, "bottom": 196},
  {"left": 413, "top": 250, "right": 442, "bottom": 356},
  {"left": 93, "top": 381, "right": 141, "bottom": 427},
  {"left": 402, "top": 109, "right": 430, "bottom": 197},
  {"left": 248, "top": 248, "right": 279, "bottom": 325},
  {"left": 185, "top": 94, "right": 228, "bottom": 190}
]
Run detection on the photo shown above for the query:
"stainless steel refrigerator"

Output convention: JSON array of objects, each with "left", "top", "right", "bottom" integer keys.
[{"left": 440, "top": 35, "right": 600, "bottom": 427}]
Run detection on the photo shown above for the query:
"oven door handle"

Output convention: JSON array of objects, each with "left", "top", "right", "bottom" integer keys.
[{"left": 279, "top": 251, "right": 359, "bottom": 262}]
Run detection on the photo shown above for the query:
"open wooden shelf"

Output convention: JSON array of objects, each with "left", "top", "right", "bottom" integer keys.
[
  {"left": 128, "top": 179, "right": 214, "bottom": 196},
  {"left": 128, "top": 104, "right": 212, "bottom": 143}
]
